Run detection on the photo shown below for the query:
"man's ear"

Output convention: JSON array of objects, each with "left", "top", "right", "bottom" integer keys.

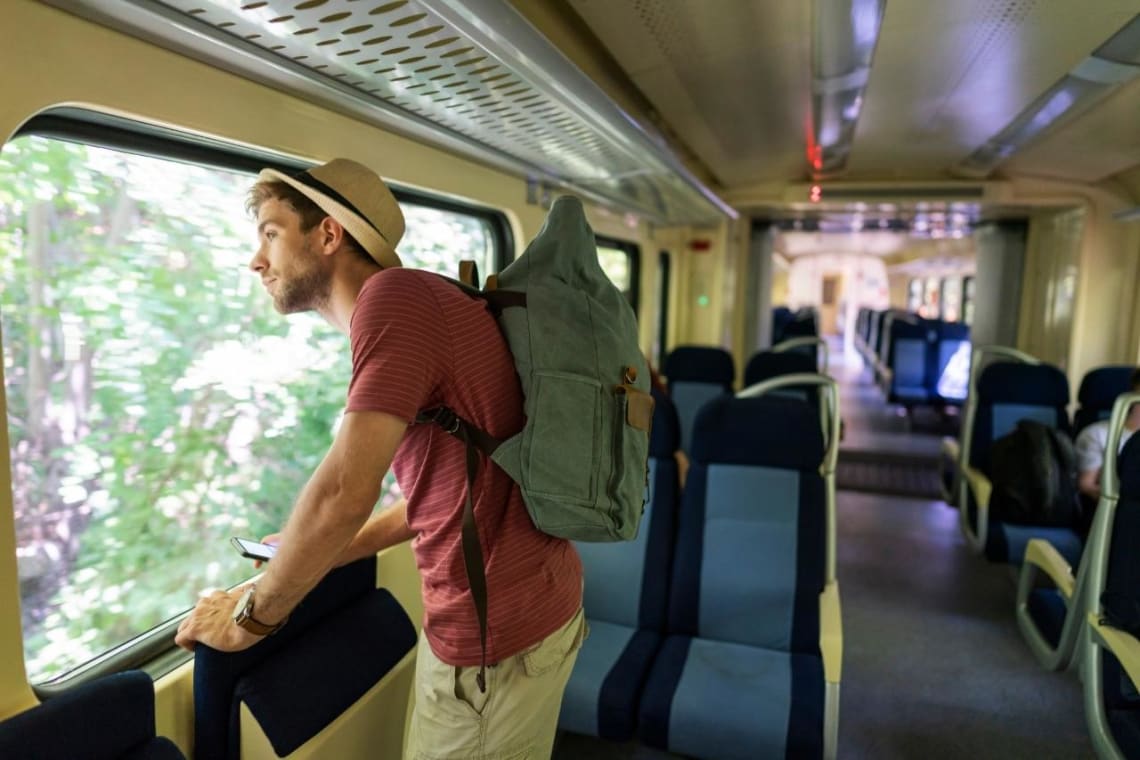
[{"left": 316, "top": 216, "right": 348, "bottom": 256}]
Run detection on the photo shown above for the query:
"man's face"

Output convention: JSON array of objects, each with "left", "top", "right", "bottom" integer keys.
[{"left": 249, "top": 197, "right": 330, "bottom": 314}]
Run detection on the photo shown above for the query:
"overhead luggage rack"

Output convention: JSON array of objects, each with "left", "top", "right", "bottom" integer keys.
[{"left": 46, "top": 0, "right": 734, "bottom": 225}]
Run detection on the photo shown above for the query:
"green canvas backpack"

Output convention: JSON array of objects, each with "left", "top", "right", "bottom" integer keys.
[{"left": 416, "top": 195, "right": 654, "bottom": 689}]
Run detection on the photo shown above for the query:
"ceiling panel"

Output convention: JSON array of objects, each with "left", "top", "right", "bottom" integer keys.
[
  {"left": 568, "top": 0, "right": 811, "bottom": 187},
  {"left": 1002, "top": 76, "right": 1140, "bottom": 183},
  {"left": 849, "top": 0, "right": 1138, "bottom": 177},
  {"left": 568, "top": 0, "right": 1140, "bottom": 188}
]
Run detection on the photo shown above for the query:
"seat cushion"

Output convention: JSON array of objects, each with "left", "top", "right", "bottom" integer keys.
[
  {"left": 640, "top": 636, "right": 823, "bottom": 760},
  {"left": 987, "top": 522, "right": 1082, "bottom": 566},
  {"left": 559, "top": 623, "right": 661, "bottom": 741}
]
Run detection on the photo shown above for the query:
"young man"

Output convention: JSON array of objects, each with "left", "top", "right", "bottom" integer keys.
[
  {"left": 175, "top": 158, "right": 585, "bottom": 758},
  {"left": 1075, "top": 368, "right": 1140, "bottom": 501}
]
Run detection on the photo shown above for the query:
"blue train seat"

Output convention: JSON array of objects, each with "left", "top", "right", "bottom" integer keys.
[
  {"left": 960, "top": 360, "right": 1080, "bottom": 564},
  {"left": 1081, "top": 427, "right": 1140, "bottom": 759},
  {"left": 193, "top": 557, "right": 416, "bottom": 759},
  {"left": 0, "top": 670, "right": 184, "bottom": 759},
  {"left": 663, "top": 346, "right": 735, "bottom": 452},
  {"left": 559, "top": 390, "right": 682, "bottom": 741},
  {"left": 744, "top": 350, "right": 817, "bottom": 389},
  {"left": 883, "top": 317, "right": 936, "bottom": 407},
  {"left": 1074, "top": 365, "right": 1136, "bottom": 436},
  {"left": 639, "top": 395, "right": 834, "bottom": 759},
  {"left": 771, "top": 306, "right": 794, "bottom": 345},
  {"left": 930, "top": 321, "right": 970, "bottom": 405},
  {"left": 1016, "top": 393, "right": 1140, "bottom": 673}
]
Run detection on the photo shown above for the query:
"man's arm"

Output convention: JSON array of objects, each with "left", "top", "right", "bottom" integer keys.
[
  {"left": 337, "top": 497, "right": 414, "bottom": 566},
  {"left": 175, "top": 410, "right": 410, "bottom": 651},
  {"left": 1079, "top": 467, "right": 1102, "bottom": 502}
]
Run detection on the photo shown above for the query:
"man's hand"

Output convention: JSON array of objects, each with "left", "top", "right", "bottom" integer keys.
[{"left": 174, "top": 587, "right": 266, "bottom": 652}]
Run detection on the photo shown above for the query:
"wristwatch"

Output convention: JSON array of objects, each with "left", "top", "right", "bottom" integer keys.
[{"left": 232, "top": 584, "right": 287, "bottom": 636}]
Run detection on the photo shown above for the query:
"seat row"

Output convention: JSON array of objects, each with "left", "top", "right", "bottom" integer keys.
[
  {"left": 663, "top": 340, "right": 828, "bottom": 453},
  {"left": 942, "top": 346, "right": 1137, "bottom": 565},
  {"left": 559, "top": 381, "right": 843, "bottom": 759},
  {"left": 1015, "top": 394, "right": 1140, "bottom": 759},
  {"left": 2, "top": 550, "right": 420, "bottom": 759},
  {"left": 854, "top": 307, "right": 971, "bottom": 410}
]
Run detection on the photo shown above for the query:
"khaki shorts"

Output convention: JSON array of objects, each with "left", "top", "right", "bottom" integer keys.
[{"left": 404, "top": 608, "right": 587, "bottom": 760}]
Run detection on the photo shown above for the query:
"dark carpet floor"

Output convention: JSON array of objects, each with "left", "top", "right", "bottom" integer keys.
[{"left": 837, "top": 450, "right": 943, "bottom": 499}]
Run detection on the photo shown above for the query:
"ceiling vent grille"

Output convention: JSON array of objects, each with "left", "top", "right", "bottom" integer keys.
[{"left": 47, "top": 0, "right": 734, "bottom": 223}]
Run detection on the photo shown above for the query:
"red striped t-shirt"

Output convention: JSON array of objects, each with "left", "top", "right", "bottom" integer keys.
[{"left": 346, "top": 268, "right": 582, "bottom": 665}]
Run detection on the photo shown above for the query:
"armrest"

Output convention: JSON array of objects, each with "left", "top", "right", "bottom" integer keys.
[
  {"left": 819, "top": 581, "right": 842, "bottom": 684},
  {"left": 1089, "top": 613, "right": 1140, "bottom": 689},
  {"left": 962, "top": 465, "right": 992, "bottom": 509},
  {"left": 1021, "top": 538, "right": 1075, "bottom": 599}
]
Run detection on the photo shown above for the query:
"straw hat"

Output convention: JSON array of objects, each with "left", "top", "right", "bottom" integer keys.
[{"left": 258, "top": 158, "right": 404, "bottom": 269}]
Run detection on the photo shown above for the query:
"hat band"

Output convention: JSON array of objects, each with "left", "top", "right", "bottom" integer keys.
[{"left": 292, "top": 170, "right": 389, "bottom": 244}]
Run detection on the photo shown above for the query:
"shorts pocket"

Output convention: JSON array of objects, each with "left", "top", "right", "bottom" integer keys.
[{"left": 520, "top": 609, "right": 587, "bottom": 678}]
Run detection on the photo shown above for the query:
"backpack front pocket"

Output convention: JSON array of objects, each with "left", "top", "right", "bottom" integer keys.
[{"left": 526, "top": 371, "right": 601, "bottom": 504}]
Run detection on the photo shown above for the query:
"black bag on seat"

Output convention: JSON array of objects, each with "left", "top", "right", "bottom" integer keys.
[{"left": 989, "top": 419, "right": 1080, "bottom": 527}]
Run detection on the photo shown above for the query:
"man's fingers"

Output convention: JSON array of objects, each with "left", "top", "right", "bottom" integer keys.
[{"left": 174, "top": 620, "right": 197, "bottom": 652}]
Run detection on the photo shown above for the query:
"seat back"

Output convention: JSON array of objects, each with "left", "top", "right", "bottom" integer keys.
[
  {"left": 771, "top": 306, "right": 794, "bottom": 345},
  {"left": 931, "top": 321, "right": 971, "bottom": 403},
  {"left": 576, "top": 389, "right": 681, "bottom": 630},
  {"left": 968, "top": 361, "right": 1070, "bottom": 476},
  {"left": 1074, "top": 365, "right": 1136, "bottom": 435},
  {"left": 663, "top": 346, "right": 735, "bottom": 452},
  {"left": 194, "top": 557, "right": 416, "bottom": 759},
  {"left": 885, "top": 317, "right": 935, "bottom": 404},
  {"left": 1087, "top": 431, "right": 1140, "bottom": 756},
  {"left": 0, "top": 671, "right": 184, "bottom": 760},
  {"left": 668, "top": 395, "right": 826, "bottom": 653}
]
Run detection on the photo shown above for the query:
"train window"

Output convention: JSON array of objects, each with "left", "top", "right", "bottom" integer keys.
[
  {"left": 596, "top": 236, "right": 641, "bottom": 311},
  {"left": 963, "top": 275, "right": 976, "bottom": 326},
  {"left": 907, "top": 278, "right": 923, "bottom": 312},
  {"left": 0, "top": 134, "right": 504, "bottom": 684},
  {"left": 941, "top": 276, "right": 963, "bottom": 322}
]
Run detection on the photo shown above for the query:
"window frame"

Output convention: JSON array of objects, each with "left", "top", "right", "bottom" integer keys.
[
  {"left": 7, "top": 108, "right": 513, "bottom": 696},
  {"left": 594, "top": 234, "right": 641, "bottom": 313}
]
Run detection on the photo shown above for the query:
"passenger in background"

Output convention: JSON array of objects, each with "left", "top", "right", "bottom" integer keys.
[
  {"left": 1076, "top": 368, "right": 1140, "bottom": 501},
  {"left": 174, "top": 158, "right": 584, "bottom": 760}
]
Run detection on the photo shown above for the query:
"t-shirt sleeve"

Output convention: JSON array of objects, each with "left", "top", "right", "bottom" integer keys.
[
  {"left": 346, "top": 271, "right": 450, "bottom": 422},
  {"left": 1075, "top": 423, "right": 1107, "bottom": 474}
]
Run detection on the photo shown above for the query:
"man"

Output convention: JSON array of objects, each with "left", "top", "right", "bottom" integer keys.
[
  {"left": 175, "top": 158, "right": 585, "bottom": 759},
  {"left": 1075, "top": 368, "right": 1140, "bottom": 501}
]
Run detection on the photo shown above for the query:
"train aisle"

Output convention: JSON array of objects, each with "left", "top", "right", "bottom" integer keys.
[{"left": 832, "top": 339, "right": 1094, "bottom": 759}]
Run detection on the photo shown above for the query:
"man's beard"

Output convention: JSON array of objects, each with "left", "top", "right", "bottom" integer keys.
[{"left": 273, "top": 242, "right": 330, "bottom": 314}]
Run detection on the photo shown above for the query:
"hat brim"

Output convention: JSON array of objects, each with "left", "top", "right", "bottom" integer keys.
[{"left": 257, "top": 168, "right": 402, "bottom": 269}]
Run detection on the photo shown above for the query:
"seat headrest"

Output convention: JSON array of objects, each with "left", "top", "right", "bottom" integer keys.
[
  {"left": 650, "top": 388, "right": 681, "bottom": 458},
  {"left": 1078, "top": 366, "right": 1136, "bottom": 407},
  {"left": 977, "top": 361, "right": 1069, "bottom": 406},
  {"left": 689, "top": 395, "right": 824, "bottom": 469},
  {"left": 663, "top": 346, "right": 735, "bottom": 385},
  {"left": 938, "top": 321, "right": 970, "bottom": 340},
  {"left": 743, "top": 351, "right": 816, "bottom": 387}
]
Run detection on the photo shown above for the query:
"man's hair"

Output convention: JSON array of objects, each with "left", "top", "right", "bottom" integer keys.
[
  {"left": 246, "top": 180, "right": 370, "bottom": 261},
  {"left": 1130, "top": 367, "right": 1140, "bottom": 392}
]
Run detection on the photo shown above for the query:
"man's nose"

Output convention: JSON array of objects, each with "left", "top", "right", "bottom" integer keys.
[{"left": 248, "top": 247, "right": 266, "bottom": 273}]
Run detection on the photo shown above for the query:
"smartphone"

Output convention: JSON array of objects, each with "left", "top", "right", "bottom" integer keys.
[{"left": 230, "top": 537, "right": 277, "bottom": 562}]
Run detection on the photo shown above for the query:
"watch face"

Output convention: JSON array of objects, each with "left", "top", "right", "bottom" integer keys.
[{"left": 233, "top": 586, "right": 255, "bottom": 622}]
